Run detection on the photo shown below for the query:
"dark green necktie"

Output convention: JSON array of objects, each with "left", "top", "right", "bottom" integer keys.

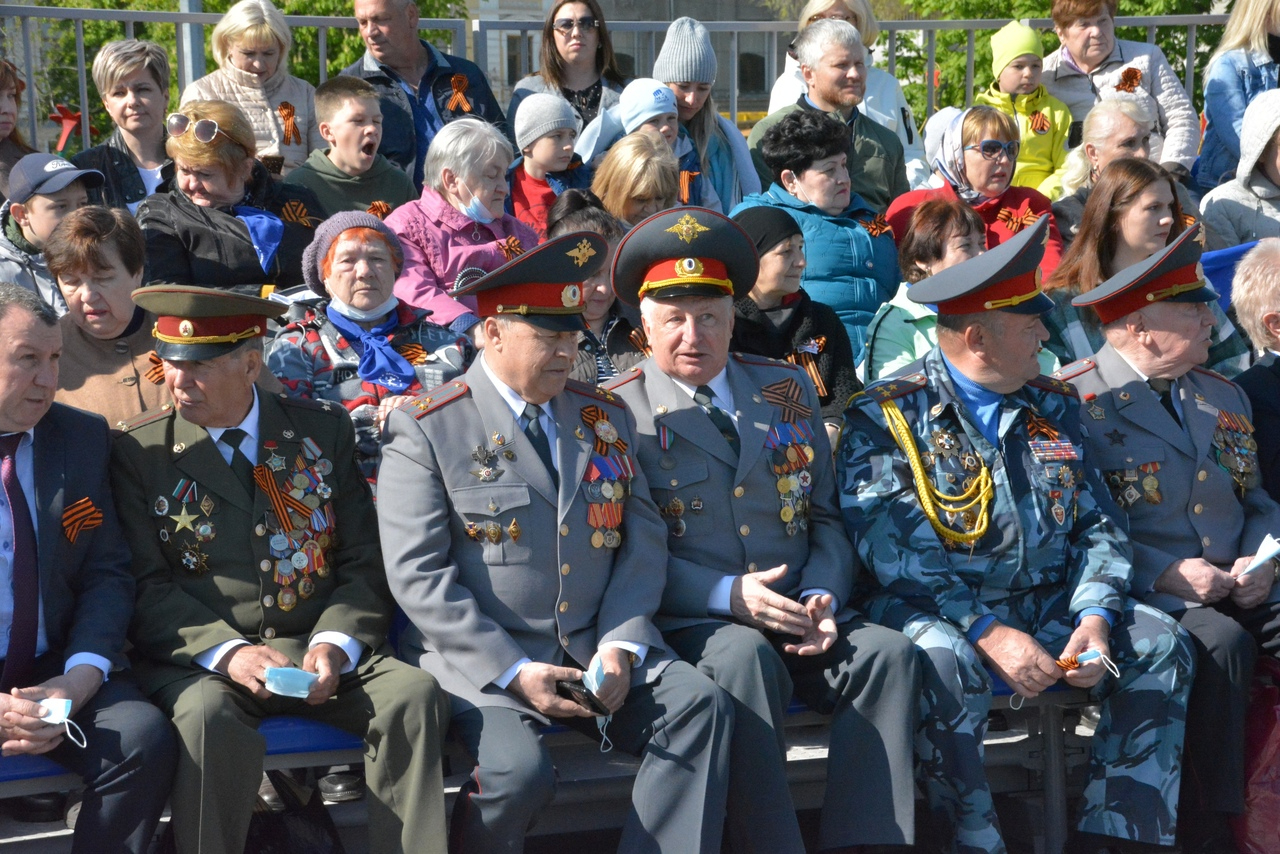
[
  {"left": 694, "top": 385, "right": 740, "bottom": 456},
  {"left": 220, "top": 428, "right": 257, "bottom": 496}
]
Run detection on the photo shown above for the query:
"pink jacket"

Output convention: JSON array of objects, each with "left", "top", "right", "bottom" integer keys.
[{"left": 388, "top": 188, "right": 540, "bottom": 330}]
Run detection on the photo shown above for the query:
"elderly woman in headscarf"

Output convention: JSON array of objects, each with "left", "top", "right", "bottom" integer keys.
[
  {"left": 268, "top": 211, "right": 474, "bottom": 490},
  {"left": 886, "top": 105, "right": 1064, "bottom": 276}
]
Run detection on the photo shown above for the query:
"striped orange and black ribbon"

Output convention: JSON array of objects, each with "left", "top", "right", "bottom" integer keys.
[
  {"left": 252, "top": 465, "right": 312, "bottom": 531},
  {"left": 62, "top": 497, "right": 103, "bottom": 543},
  {"left": 785, "top": 336, "right": 828, "bottom": 397},
  {"left": 761, "top": 377, "right": 813, "bottom": 423}
]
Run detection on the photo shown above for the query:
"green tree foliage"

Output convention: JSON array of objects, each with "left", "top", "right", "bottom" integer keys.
[
  {"left": 887, "top": 0, "right": 1222, "bottom": 123},
  {"left": 20, "top": 0, "right": 459, "bottom": 156}
]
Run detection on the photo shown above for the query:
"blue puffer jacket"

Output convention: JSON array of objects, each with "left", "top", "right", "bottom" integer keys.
[
  {"left": 731, "top": 184, "right": 899, "bottom": 366},
  {"left": 1200, "top": 49, "right": 1280, "bottom": 191}
]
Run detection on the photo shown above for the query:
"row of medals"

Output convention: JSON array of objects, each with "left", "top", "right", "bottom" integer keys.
[
  {"left": 1214, "top": 413, "right": 1261, "bottom": 492},
  {"left": 923, "top": 431, "right": 984, "bottom": 533},
  {"left": 585, "top": 475, "right": 627, "bottom": 548},
  {"left": 772, "top": 442, "right": 814, "bottom": 536},
  {"left": 264, "top": 453, "right": 336, "bottom": 612}
]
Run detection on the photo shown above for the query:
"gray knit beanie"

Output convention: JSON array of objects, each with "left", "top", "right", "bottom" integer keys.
[
  {"left": 302, "top": 210, "right": 404, "bottom": 296},
  {"left": 514, "top": 93, "right": 582, "bottom": 152},
  {"left": 652, "top": 17, "right": 716, "bottom": 85}
]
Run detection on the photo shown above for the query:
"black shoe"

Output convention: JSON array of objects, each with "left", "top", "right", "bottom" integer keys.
[
  {"left": 257, "top": 772, "right": 284, "bottom": 813},
  {"left": 9, "top": 791, "right": 66, "bottom": 823},
  {"left": 1066, "top": 830, "right": 1175, "bottom": 854},
  {"left": 1179, "top": 811, "right": 1239, "bottom": 854},
  {"left": 318, "top": 772, "right": 365, "bottom": 803}
]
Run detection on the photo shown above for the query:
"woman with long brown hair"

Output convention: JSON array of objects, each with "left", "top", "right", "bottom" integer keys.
[
  {"left": 0, "top": 59, "right": 36, "bottom": 201},
  {"left": 507, "top": 0, "right": 628, "bottom": 129},
  {"left": 1042, "top": 157, "right": 1249, "bottom": 376}
]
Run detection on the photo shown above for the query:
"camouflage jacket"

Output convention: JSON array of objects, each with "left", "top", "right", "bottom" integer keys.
[{"left": 837, "top": 346, "right": 1134, "bottom": 634}]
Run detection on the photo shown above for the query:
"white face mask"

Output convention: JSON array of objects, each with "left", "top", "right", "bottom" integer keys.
[
  {"left": 329, "top": 293, "right": 400, "bottom": 322},
  {"left": 40, "top": 698, "right": 87, "bottom": 748}
]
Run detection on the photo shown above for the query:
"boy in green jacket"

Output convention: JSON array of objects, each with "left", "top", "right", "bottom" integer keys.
[{"left": 284, "top": 76, "right": 416, "bottom": 219}]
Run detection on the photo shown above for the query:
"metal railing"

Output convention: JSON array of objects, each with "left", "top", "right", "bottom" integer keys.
[
  {"left": 475, "top": 14, "right": 1227, "bottom": 124},
  {"left": 0, "top": 5, "right": 1225, "bottom": 153},
  {"left": 0, "top": 5, "right": 465, "bottom": 151}
]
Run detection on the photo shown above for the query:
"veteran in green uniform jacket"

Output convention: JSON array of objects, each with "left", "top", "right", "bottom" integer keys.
[
  {"left": 110, "top": 285, "right": 448, "bottom": 854},
  {"left": 1057, "top": 225, "right": 1280, "bottom": 852}
]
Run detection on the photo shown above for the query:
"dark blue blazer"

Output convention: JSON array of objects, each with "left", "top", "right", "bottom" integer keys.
[{"left": 30, "top": 403, "right": 134, "bottom": 671}]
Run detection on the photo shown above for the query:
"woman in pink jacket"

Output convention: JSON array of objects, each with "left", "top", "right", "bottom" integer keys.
[{"left": 386, "top": 118, "right": 539, "bottom": 337}]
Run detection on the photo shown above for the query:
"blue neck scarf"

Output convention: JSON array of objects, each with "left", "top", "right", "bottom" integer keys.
[
  {"left": 323, "top": 302, "right": 417, "bottom": 393},
  {"left": 233, "top": 206, "right": 284, "bottom": 275}
]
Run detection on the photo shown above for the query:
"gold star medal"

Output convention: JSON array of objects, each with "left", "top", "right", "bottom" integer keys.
[{"left": 170, "top": 504, "right": 198, "bottom": 532}]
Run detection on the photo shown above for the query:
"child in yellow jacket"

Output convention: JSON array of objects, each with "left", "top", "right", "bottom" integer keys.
[{"left": 974, "top": 21, "right": 1071, "bottom": 200}]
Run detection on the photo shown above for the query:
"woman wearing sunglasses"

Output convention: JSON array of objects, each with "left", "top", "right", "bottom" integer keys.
[
  {"left": 137, "top": 99, "right": 325, "bottom": 295},
  {"left": 507, "top": 0, "right": 628, "bottom": 130},
  {"left": 1041, "top": 157, "right": 1251, "bottom": 378},
  {"left": 886, "top": 105, "right": 1065, "bottom": 276}
]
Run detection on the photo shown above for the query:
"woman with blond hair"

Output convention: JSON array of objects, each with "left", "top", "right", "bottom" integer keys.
[
  {"left": 137, "top": 99, "right": 323, "bottom": 292},
  {"left": 1200, "top": 0, "right": 1280, "bottom": 191},
  {"left": 1054, "top": 97, "right": 1201, "bottom": 248},
  {"left": 74, "top": 40, "right": 173, "bottom": 214},
  {"left": 0, "top": 59, "right": 35, "bottom": 201},
  {"left": 589, "top": 130, "right": 680, "bottom": 226},
  {"left": 766, "top": 0, "right": 927, "bottom": 186},
  {"left": 182, "top": 0, "right": 320, "bottom": 177}
]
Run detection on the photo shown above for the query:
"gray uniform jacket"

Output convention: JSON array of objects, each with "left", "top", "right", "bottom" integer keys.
[
  {"left": 1059, "top": 343, "right": 1280, "bottom": 613},
  {"left": 605, "top": 353, "right": 855, "bottom": 629},
  {"left": 378, "top": 361, "right": 671, "bottom": 717}
]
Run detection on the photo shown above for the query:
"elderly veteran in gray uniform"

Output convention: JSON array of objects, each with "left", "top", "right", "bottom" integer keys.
[
  {"left": 1056, "top": 225, "right": 1280, "bottom": 854},
  {"left": 603, "top": 208, "right": 920, "bottom": 853},
  {"left": 838, "top": 216, "right": 1195, "bottom": 854},
  {"left": 377, "top": 233, "right": 734, "bottom": 854},
  {"left": 111, "top": 286, "right": 449, "bottom": 854}
]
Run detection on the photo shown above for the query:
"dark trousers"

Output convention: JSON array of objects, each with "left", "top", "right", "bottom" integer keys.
[
  {"left": 43, "top": 671, "right": 177, "bottom": 854},
  {"left": 448, "top": 660, "right": 732, "bottom": 854},
  {"left": 666, "top": 618, "right": 920, "bottom": 851},
  {"left": 1172, "top": 598, "right": 1280, "bottom": 815}
]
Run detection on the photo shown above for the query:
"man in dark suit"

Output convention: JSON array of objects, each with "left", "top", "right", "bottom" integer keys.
[
  {"left": 378, "top": 234, "right": 734, "bottom": 853},
  {"left": 1230, "top": 238, "right": 1280, "bottom": 504},
  {"left": 0, "top": 282, "right": 174, "bottom": 852},
  {"left": 110, "top": 285, "right": 447, "bottom": 854}
]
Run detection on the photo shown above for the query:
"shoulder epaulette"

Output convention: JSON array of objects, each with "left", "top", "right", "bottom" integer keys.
[
  {"left": 602, "top": 366, "right": 644, "bottom": 392},
  {"left": 855, "top": 372, "right": 927, "bottom": 404},
  {"left": 276, "top": 393, "right": 340, "bottom": 417},
  {"left": 1026, "top": 375, "right": 1079, "bottom": 397},
  {"left": 564, "top": 378, "right": 625, "bottom": 407},
  {"left": 1191, "top": 366, "right": 1233, "bottom": 385},
  {"left": 117, "top": 402, "right": 175, "bottom": 433},
  {"left": 401, "top": 380, "right": 469, "bottom": 419},
  {"left": 1052, "top": 358, "right": 1096, "bottom": 382},
  {"left": 733, "top": 352, "right": 796, "bottom": 369}
]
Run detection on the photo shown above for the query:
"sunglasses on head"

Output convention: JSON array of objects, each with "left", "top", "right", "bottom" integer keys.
[
  {"left": 552, "top": 16, "right": 598, "bottom": 35},
  {"left": 964, "top": 139, "right": 1020, "bottom": 162},
  {"left": 166, "top": 113, "right": 222, "bottom": 144}
]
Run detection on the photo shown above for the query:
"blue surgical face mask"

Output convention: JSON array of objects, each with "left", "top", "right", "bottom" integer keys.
[{"left": 460, "top": 181, "right": 496, "bottom": 224}]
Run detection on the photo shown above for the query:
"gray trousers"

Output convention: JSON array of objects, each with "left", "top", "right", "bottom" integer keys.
[
  {"left": 448, "top": 659, "right": 732, "bottom": 854},
  {"left": 665, "top": 618, "right": 920, "bottom": 851}
]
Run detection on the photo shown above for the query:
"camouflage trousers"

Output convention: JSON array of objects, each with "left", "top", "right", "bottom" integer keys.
[{"left": 869, "top": 596, "right": 1194, "bottom": 854}]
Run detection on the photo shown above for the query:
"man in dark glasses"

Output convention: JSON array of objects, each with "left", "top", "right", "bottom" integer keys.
[{"left": 342, "top": 0, "right": 508, "bottom": 192}]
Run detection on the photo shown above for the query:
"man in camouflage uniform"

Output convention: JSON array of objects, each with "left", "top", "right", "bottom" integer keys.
[
  {"left": 1059, "top": 225, "right": 1280, "bottom": 852},
  {"left": 838, "top": 217, "right": 1195, "bottom": 854}
]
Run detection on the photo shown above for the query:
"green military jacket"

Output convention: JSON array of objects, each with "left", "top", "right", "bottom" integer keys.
[{"left": 111, "top": 391, "right": 392, "bottom": 695}]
